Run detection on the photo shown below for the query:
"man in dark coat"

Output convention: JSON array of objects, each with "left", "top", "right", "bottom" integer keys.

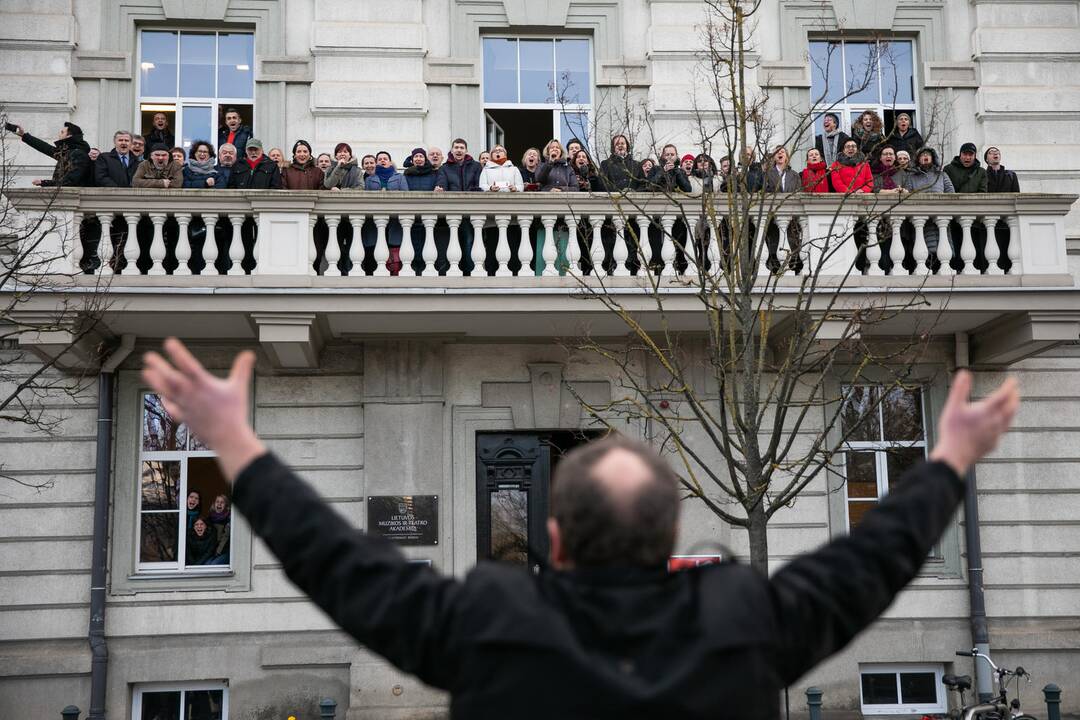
[
  {"left": 984, "top": 147, "right": 1020, "bottom": 193},
  {"left": 434, "top": 138, "right": 482, "bottom": 191},
  {"left": 146, "top": 112, "right": 175, "bottom": 150},
  {"left": 94, "top": 130, "right": 138, "bottom": 187},
  {"left": 945, "top": 142, "right": 988, "bottom": 193},
  {"left": 598, "top": 134, "right": 640, "bottom": 192},
  {"left": 226, "top": 138, "right": 282, "bottom": 189},
  {"left": 141, "top": 338, "right": 1022, "bottom": 720},
  {"left": 217, "top": 108, "right": 253, "bottom": 157},
  {"left": 15, "top": 121, "right": 93, "bottom": 187}
]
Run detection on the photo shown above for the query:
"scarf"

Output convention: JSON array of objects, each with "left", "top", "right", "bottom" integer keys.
[
  {"left": 209, "top": 509, "right": 231, "bottom": 525},
  {"left": 186, "top": 158, "right": 216, "bottom": 178},
  {"left": 873, "top": 162, "right": 900, "bottom": 190},
  {"left": 493, "top": 157, "right": 508, "bottom": 166},
  {"left": 245, "top": 156, "right": 261, "bottom": 170},
  {"left": 822, "top": 129, "right": 842, "bottom": 166},
  {"left": 375, "top": 164, "right": 396, "bottom": 188},
  {"left": 837, "top": 152, "right": 865, "bottom": 168}
]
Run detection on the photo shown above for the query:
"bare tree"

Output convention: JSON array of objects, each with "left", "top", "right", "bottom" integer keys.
[
  {"left": 0, "top": 115, "right": 111, "bottom": 491},
  {"left": 558, "top": 0, "right": 959, "bottom": 572}
]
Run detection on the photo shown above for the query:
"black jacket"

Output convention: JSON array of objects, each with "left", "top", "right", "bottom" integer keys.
[
  {"left": 233, "top": 452, "right": 964, "bottom": 720},
  {"left": 598, "top": 155, "right": 640, "bottom": 192},
  {"left": 147, "top": 127, "right": 175, "bottom": 150},
  {"left": 435, "top": 155, "right": 482, "bottom": 191},
  {"left": 887, "top": 127, "right": 924, "bottom": 157},
  {"left": 645, "top": 164, "right": 693, "bottom": 193},
  {"left": 986, "top": 165, "right": 1020, "bottom": 193},
  {"left": 226, "top": 154, "right": 282, "bottom": 189},
  {"left": 94, "top": 148, "right": 139, "bottom": 187},
  {"left": 218, "top": 124, "right": 253, "bottom": 153},
  {"left": 535, "top": 160, "right": 580, "bottom": 192},
  {"left": 22, "top": 132, "right": 93, "bottom": 187}
]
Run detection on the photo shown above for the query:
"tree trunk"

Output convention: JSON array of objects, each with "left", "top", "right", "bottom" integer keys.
[{"left": 746, "top": 501, "right": 769, "bottom": 574}]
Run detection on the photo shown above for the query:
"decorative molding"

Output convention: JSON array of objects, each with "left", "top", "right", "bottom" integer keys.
[
  {"left": 424, "top": 58, "right": 479, "bottom": 86},
  {"left": 923, "top": 61, "right": 978, "bottom": 88},
  {"left": 250, "top": 313, "right": 323, "bottom": 369},
  {"left": 72, "top": 51, "right": 132, "bottom": 81},
  {"left": 759, "top": 60, "right": 811, "bottom": 89},
  {"left": 831, "top": 0, "right": 900, "bottom": 31},
  {"left": 481, "top": 362, "right": 610, "bottom": 429},
  {"left": 362, "top": 339, "right": 445, "bottom": 402},
  {"left": 502, "top": 0, "right": 572, "bottom": 26},
  {"left": 971, "top": 312, "right": 1080, "bottom": 367},
  {"left": 258, "top": 56, "right": 314, "bottom": 83},
  {"left": 161, "top": 0, "right": 229, "bottom": 21}
]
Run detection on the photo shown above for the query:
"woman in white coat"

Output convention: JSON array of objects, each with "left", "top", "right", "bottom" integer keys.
[{"left": 477, "top": 145, "right": 525, "bottom": 273}]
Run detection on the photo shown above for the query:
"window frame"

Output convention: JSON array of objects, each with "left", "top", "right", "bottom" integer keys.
[
  {"left": 858, "top": 663, "right": 946, "bottom": 716},
  {"left": 135, "top": 28, "right": 256, "bottom": 153},
  {"left": 110, "top": 370, "right": 253, "bottom": 594},
  {"left": 808, "top": 37, "right": 920, "bottom": 137},
  {"left": 131, "top": 680, "right": 229, "bottom": 720}
]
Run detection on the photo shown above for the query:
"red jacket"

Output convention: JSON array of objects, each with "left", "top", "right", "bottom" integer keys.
[
  {"left": 830, "top": 159, "right": 873, "bottom": 193},
  {"left": 801, "top": 162, "right": 829, "bottom": 193}
]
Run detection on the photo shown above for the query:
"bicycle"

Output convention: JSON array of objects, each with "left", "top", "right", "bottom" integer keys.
[{"left": 937, "top": 647, "right": 1036, "bottom": 720}]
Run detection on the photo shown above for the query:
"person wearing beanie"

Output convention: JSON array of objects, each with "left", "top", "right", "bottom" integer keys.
[
  {"left": 680, "top": 153, "right": 696, "bottom": 176},
  {"left": 11, "top": 120, "right": 94, "bottom": 187},
  {"left": 404, "top": 147, "right": 438, "bottom": 191},
  {"left": 225, "top": 138, "right": 282, "bottom": 189},
  {"left": 281, "top": 139, "right": 324, "bottom": 190},
  {"left": 944, "top": 142, "right": 988, "bottom": 193},
  {"left": 133, "top": 143, "right": 183, "bottom": 188},
  {"left": 984, "top": 147, "right": 1019, "bottom": 193}
]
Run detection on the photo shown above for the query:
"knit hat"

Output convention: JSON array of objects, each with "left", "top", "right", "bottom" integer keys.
[
  {"left": 959, "top": 142, "right": 977, "bottom": 155},
  {"left": 245, "top": 138, "right": 263, "bottom": 150},
  {"left": 149, "top": 143, "right": 170, "bottom": 153},
  {"left": 983, "top": 146, "right": 1000, "bottom": 162},
  {"left": 63, "top": 122, "right": 84, "bottom": 137},
  {"left": 291, "top": 139, "right": 312, "bottom": 155},
  {"left": 681, "top": 154, "right": 695, "bottom": 164},
  {"left": 410, "top": 147, "right": 428, "bottom": 160}
]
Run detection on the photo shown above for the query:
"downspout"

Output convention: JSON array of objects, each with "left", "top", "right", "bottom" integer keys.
[
  {"left": 89, "top": 334, "right": 135, "bottom": 720},
  {"left": 955, "top": 333, "right": 992, "bottom": 702}
]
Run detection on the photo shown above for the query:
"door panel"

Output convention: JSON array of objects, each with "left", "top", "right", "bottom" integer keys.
[{"left": 476, "top": 433, "right": 548, "bottom": 569}]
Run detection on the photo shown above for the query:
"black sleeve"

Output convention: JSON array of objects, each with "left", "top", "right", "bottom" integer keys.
[
  {"left": 767, "top": 460, "right": 964, "bottom": 684},
  {"left": 21, "top": 133, "right": 57, "bottom": 159},
  {"left": 674, "top": 168, "right": 692, "bottom": 193},
  {"left": 534, "top": 162, "right": 552, "bottom": 185},
  {"left": 60, "top": 148, "right": 91, "bottom": 187},
  {"left": 95, "top": 157, "right": 119, "bottom": 187},
  {"left": 231, "top": 453, "right": 465, "bottom": 688},
  {"left": 434, "top": 165, "right": 448, "bottom": 190},
  {"left": 269, "top": 165, "right": 282, "bottom": 189}
]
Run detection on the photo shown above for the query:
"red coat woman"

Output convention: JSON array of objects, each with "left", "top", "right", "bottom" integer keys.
[
  {"left": 829, "top": 139, "right": 873, "bottom": 194},
  {"left": 800, "top": 148, "right": 830, "bottom": 193}
]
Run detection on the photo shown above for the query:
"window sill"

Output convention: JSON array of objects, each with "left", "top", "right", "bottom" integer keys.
[
  {"left": 129, "top": 569, "right": 235, "bottom": 581},
  {"left": 112, "top": 568, "right": 249, "bottom": 595}
]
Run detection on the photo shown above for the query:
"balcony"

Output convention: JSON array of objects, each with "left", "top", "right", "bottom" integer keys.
[{"left": 5, "top": 188, "right": 1079, "bottom": 369}]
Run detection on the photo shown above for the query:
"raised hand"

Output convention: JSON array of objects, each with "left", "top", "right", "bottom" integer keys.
[
  {"left": 929, "top": 370, "right": 1020, "bottom": 477},
  {"left": 142, "top": 337, "right": 265, "bottom": 482}
]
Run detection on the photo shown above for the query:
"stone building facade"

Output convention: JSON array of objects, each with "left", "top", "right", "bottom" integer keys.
[{"left": 2, "top": 1, "right": 1080, "bottom": 719}]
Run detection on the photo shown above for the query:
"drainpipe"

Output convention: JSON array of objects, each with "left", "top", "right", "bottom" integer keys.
[
  {"left": 89, "top": 334, "right": 135, "bottom": 720},
  {"left": 955, "top": 333, "right": 992, "bottom": 702}
]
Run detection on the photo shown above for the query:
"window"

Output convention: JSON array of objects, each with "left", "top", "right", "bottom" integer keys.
[
  {"left": 132, "top": 682, "right": 228, "bottom": 720},
  {"left": 808, "top": 39, "right": 917, "bottom": 136},
  {"left": 859, "top": 664, "right": 945, "bottom": 715},
  {"left": 839, "top": 385, "right": 926, "bottom": 531},
  {"left": 138, "top": 30, "right": 254, "bottom": 152},
  {"left": 138, "top": 393, "right": 232, "bottom": 573},
  {"left": 481, "top": 37, "right": 593, "bottom": 159}
]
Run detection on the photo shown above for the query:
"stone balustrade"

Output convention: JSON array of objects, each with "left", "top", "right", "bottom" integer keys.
[{"left": 4, "top": 189, "right": 1076, "bottom": 284}]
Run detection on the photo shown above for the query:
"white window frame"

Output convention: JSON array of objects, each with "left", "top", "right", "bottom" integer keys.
[
  {"left": 135, "top": 28, "right": 255, "bottom": 152},
  {"left": 132, "top": 681, "right": 229, "bottom": 720},
  {"left": 859, "top": 663, "right": 946, "bottom": 716},
  {"left": 479, "top": 35, "right": 594, "bottom": 149},
  {"left": 808, "top": 38, "right": 919, "bottom": 136},
  {"left": 137, "top": 391, "right": 231, "bottom": 575},
  {"left": 840, "top": 384, "right": 928, "bottom": 534}
]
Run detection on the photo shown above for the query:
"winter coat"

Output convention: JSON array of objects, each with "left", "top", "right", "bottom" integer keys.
[
  {"left": 146, "top": 127, "right": 175, "bottom": 150},
  {"left": 986, "top": 166, "right": 1020, "bottom": 193},
  {"left": 282, "top": 159, "right": 324, "bottom": 190},
  {"left": 801, "top": 162, "right": 829, "bottom": 193},
  {"left": 887, "top": 127, "right": 924, "bottom": 157},
  {"left": 573, "top": 164, "right": 599, "bottom": 192},
  {"left": 520, "top": 166, "right": 538, "bottom": 186},
  {"left": 731, "top": 162, "right": 764, "bottom": 193},
  {"left": 852, "top": 127, "right": 886, "bottom": 158},
  {"left": 687, "top": 173, "right": 720, "bottom": 197},
  {"left": 764, "top": 165, "right": 801, "bottom": 193},
  {"left": 901, "top": 149, "right": 955, "bottom": 194},
  {"left": 645, "top": 164, "right": 693, "bottom": 193},
  {"left": 214, "top": 163, "right": 235, "bottom": 188},
  {"left": 944, "top": 157, "right": 988, "bottom": 193},
  {"left": 233, "top": 448, "right": 966, "bottom": 720},
  {"left": 815, "top": 131, "right": 851, "bottom": 169},
  {"left": 226, "top": 154, "right": 282, "bottom": 190},
  {"left": 94, "top": 148, "right": 138, "bottom": 187},
  {"left": 323, "top": 159, "right": 362, "bottom": 190},
  {"left": 404, "top": 163, "right": 439, "bottom": 191},
  {"left": 479, "top": 160, "right": 525, "bottom": 192},
  {"left": 598, "top": 155, "right": 640, "bottom": 192},
  {"left": 217, "top": 125, "right": 253, "bottom": 154},
  {"left": 871, "top": 162, "right": 903, "bottom": 192},
  {"left": 133, "top": 159, "right": 184, "bottom": 188},
  {"left": 435, "top": 155, "right": 482, "bottom": 191},
  {"left": 208, "top": 510, "right": 231, "bottom": 557},
  {"left": 535, "top": 160, "right": 580, "bottom": 192},
  {"left": 22, "top": 132, "right": 93, "bottom": 187},
  {"left": 182, "top": 161, "right": 222, "bottom": 189},
  {"left": 186, "top": 525, "right": 218, "bottom": 566},
  {"left": 365, "top": 168, "right": 409, "bottom": 191},
  {"left": 830, "top": 155, "right": 873, "bottom": 194}
]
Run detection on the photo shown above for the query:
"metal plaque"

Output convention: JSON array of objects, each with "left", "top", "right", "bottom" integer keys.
[{"left": 367, "top": 495, "right": 439, "bottom": 546}]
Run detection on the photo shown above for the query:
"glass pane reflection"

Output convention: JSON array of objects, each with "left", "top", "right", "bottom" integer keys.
[
  {"left": 141, "top": 691, "right": 181, "bottom": 720},
  {"left": 556, "top": 39, "right": 590, "bottom": 104},
  {"left": 483, "top": 38, "right": 518, "bottom": 103},
  {"left": 490, "top": 488, "right": 528, "bottom": 565},
  {"left": 218, "top": 33, "right": 254, "bottom": 99},
  {"left": 520, "top": 39, "right": 554, "bottom": 103},
  {"left": 140, "top": 31, "right": 178, "bottom": 97},
  {"left": 179, "top": 33, "right": 216, "bottom": 97}
]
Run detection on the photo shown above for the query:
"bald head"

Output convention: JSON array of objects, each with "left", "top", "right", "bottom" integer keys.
[{"left": 549, "top": 435, "right": 680, "bottom": 569}]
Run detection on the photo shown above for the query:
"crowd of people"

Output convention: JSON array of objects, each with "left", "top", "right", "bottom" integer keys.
[
  {"left": 185, "top": 489, "right": 231, "bottom": 566},
  {"left": 11, "top": 107, "right": 1022, "bottom": 275}
]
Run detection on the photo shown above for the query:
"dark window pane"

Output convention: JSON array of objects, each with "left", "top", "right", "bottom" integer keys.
[
  {"left": 900, "top": 672, "right": 937, "bottom": 704},
  {"left": 217, "top": 33, "right": 254, "bottom": 99},
  {"left": 143, "top": 394, "right": 187, "bottom": 451},
  {"left": 189, "top": 458, "right": 231, "bottom": 566},
  {"left": 490, "top": 488, "right": 528, "bottom": 565},
  {"left": 880, "top": 40, "right": 914, "bottom": 106},
  {"left": 180, "top": 33, "right": 216, "bottom": 97},
  {"left": 845, "top": 451, "right": 878, "bottom": 498},
  {"left": 140, "top": 31, "right": 178, "bottom": 97},
  {"left": 142, "top": 460, "right": 180, "bottom": 510},
  {"left": 847, "top": 500, "right": 877, "bottom": 529},
  {"left": 141, "top": 691, "right": 181, "bottom": 720},
  {"left": 185, "top": 690, "right": 224, "bottom": 720},
  {"left": 520, "top": 39, "right": 554, "bottom": 103},
  {"left": 809, "top": 41, "right": 844, "bottom": 103},
  {"left": 844, "top": 41, "right": 880, "bottom": 104},
  {"left": 483, "top": 38, "right": 518, "bottom": 103},
  {"left": 140, "top": 512, "right": 179, "bottom": 563},
  {"left": 886, "top": 446, "right": 925, "bottom": 492},
  {"left": 841, "top": 386, "right": 880, "bottom": 441},
  {"left": 556, "top": 39, "right": 590, "bottom": 104},
  {"left": 882, "top": 387, "right": 923, "bottom": 441},
  {"left": 862, "top": 672, "right": 899, "bottom": 705}
]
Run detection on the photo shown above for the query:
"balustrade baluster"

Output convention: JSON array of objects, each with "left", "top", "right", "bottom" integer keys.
[
  {"left": 983, "top": 216, "right": 1003, "bottom": 275},
  {"left": 612, "top": 216, "right": 629, "bottom": 277},
  {"left": 469, "top": 216, "right": 486, "bottom": 277},
  {"left": 446, "top": 217, "right": 463, "bottom": 277},
  {"left": 96, "top": 213, "right": 113, "bottom": 275},
  {"left": 589, "top": 216, "right": 605, "bottom": 276},
  {"left": 958, "top": 216, "right": 976, "bottom": 274},
  {"left": 660, "top": 215, "right": 676, "bottom": 276},
  {"left": 174, "top": 213, "right": 191, "bottom": 275},
  {"left": 864, "top": 218, "right": 884, "bottom": 276},
  {"left": 541, "top": 216, "right": 558, "bottom": 277},
  {"left": 911, "top": 216, "right": 929, "bottom": 275},
  {"left": 775, "top": 217, "right": 790, "bottom": 275},
  {"left": 797, "top": 215, "right": 810, "bottom": 275},
  {"left": 324, "top": 215, "right": 342, "bottom": 276},
  {"left": 308, "top": 215, "right": 318, "bottom": 275},
  {"left": 148, "top": 214, "right": 167, "bottom": 275},
  {"left": 347, "top": 214, "right": 366, "bottom": 276},
  {"left": 565, "top": 215, "right": 579, "bottom": 275},
  {"left": 1006, "top": 215, "right": 1021, "bottom": 275},
  {"left": 398, "top": 215, "right": 415, "bottom": 276},
  {"left": 123, "top": 213, "right": 140, "bottom": 274},
  {"left": 203, "top": 215, "right": 219, "bottom": 274},
  {"left": 887, "top": 216, "right": 905, "bottom": 276},
  {"left": 636, "top": 216, "right": 652, "bottom": 276},
  {"left": 373, "top": 216, "right": 390, "bottom": 277},
  {"left": 227, "top": 214, "right": 245, "bottom": 275},
  {"left": 71, "top": 211, "right": 84, "bottom": 273},
  {"left": 935, "top": 216, "right": 954, "bottom": 276},
  {"left": 495, "top": 215, "right": 512, "bottom": 277},
  {"left": 421, "top": 215, "right": 438, "bottom": 277},
  {"left": 757, "top": 220, "right": 772, "bottom": 276},
  {"left": 516, "top": 215, "right": 533, "bottom": 276}
]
